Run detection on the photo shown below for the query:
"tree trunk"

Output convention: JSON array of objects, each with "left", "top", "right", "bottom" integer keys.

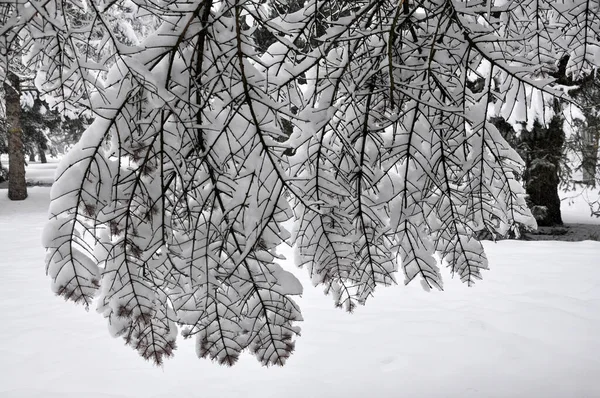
[
  {"left": 0, "top": 157, "right": 5, "bottom": 183},
  {"left": 4, "top": 72, "right": 27, "bottom": 200},
  {"left": 29, "top": 150, "right": 36, "bottom": 163},
  {"left": 581, "top": 127, "right": 598, "bottom": 187},
  {"left": 38, "top": 144, "right": 47, "bottom": 163},
  {"left": 526, "top": 162, "right": 563, "bottom": 226},
  {"left": 523, "top": 116, "right": 564, "bottom": 227}
]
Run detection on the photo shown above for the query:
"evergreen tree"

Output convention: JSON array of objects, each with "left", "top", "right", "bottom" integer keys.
[
  {"left": 490, "top": 114, "right": 566, "bottom": 227},
  {"left": 48, "top": 113, "right": 92, "bottom": 155},
  {"left": 0, "top": 0, "right": 28, "bottom": 199},
  {"left": 0, "top": 116, "right": 7, "bottom": 182},
  {"left": 3, "top": 71, "right": 27, "bottom": 200},
  {"left": 21, "top": 96, "right": 61, "bottom": 163},
  {"left": 568, "top": 73, "right": 600, "bottom": 187},
  {"left": 521, "top": 116, "right": 566, "bottom": 226}
]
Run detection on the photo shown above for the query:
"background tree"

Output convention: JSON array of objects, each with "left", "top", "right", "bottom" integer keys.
[
  {"left": 568, "top": 73, "right": 600, "bottom": 187},
  {"left": 21, "top": 95, "right": 61, "bottom": 163},
  {"left": 0, "top": 108, "right": 7, "bottom": 182},
  {"left": 46, "top": 113, "right": 92, "bottom": 155},
  {"left": 3, "top": 71, "right": 27, "bottom": 200},
  {"left": 0, "top": 1, "right": 28, "bottom": 200},
  {"left": 488, "top": 54, "right": 600, "bottom": 227},
  {"left": 491, "top": 114, "right": 566, "bottom": 227},
  {"left": 521, "top": 115, "right": 566, "bottom": 226},
  {"left": 1, "top": 0, "right": 598, "bottom": 366}
]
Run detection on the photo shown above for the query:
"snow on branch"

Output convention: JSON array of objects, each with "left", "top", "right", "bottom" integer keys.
[{"left": 1, "top": 0, "right": 597, "bottom": 365}]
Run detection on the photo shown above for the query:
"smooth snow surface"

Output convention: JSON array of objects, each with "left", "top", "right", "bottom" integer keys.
[
  {"left": 23, "top": 162, "right": 58, "bottom": 185},
  {"left": 1, "top": 188, "right": 600, "bottom": 398},
  {"left": 561, "top": 187, "right": 600, "bottom": 224},
  {"left": 0, "top": 155, "right": 59, "bottom": 186}
]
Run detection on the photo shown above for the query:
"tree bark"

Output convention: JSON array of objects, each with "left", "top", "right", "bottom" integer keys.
[
  {"left": 526, "top": 162, "right": 563, "bottom": 226},
  {"left": 4, "top": 72, "right": 27, "bottom": 200},
  {"left": 38, "top": 144, "right": 47, "bottom": 163},
  {"left": 0, "top": 157, "right": 5, "bottom": 183},
  {"left": 581, "top": 127, "right": 598, "bottom": 187},
  {"left": 523, "top": 116, "right": 564, "bottom": 226}
]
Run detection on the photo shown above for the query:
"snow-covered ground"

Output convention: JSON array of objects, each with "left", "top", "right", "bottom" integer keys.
[
  {"left": 562, "top": 187, "right": 600, "bottom": 224},
  {"left": 0, "top": 155, "right": 59, "bottom": 187},
  {"left": 1, "top": 165, "right": 600, "bottom": 398},
  {"left": 21, "top": 162, "right": 58, "bottom": 185}
]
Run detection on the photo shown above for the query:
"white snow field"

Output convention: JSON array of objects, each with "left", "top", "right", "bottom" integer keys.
[
  {"left": 22, "top": 162, "right": 58, "bottom": 186},
  {"left": 0, "top": 155, "right": 59, "bottom": 188},
  {"left": 1, "top": 185, "right": 600, "bottom": 397}
]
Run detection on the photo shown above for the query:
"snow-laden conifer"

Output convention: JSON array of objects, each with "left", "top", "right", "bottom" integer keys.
[{"left": 1, "top": 0, "right": 598, "bottom": 365}]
